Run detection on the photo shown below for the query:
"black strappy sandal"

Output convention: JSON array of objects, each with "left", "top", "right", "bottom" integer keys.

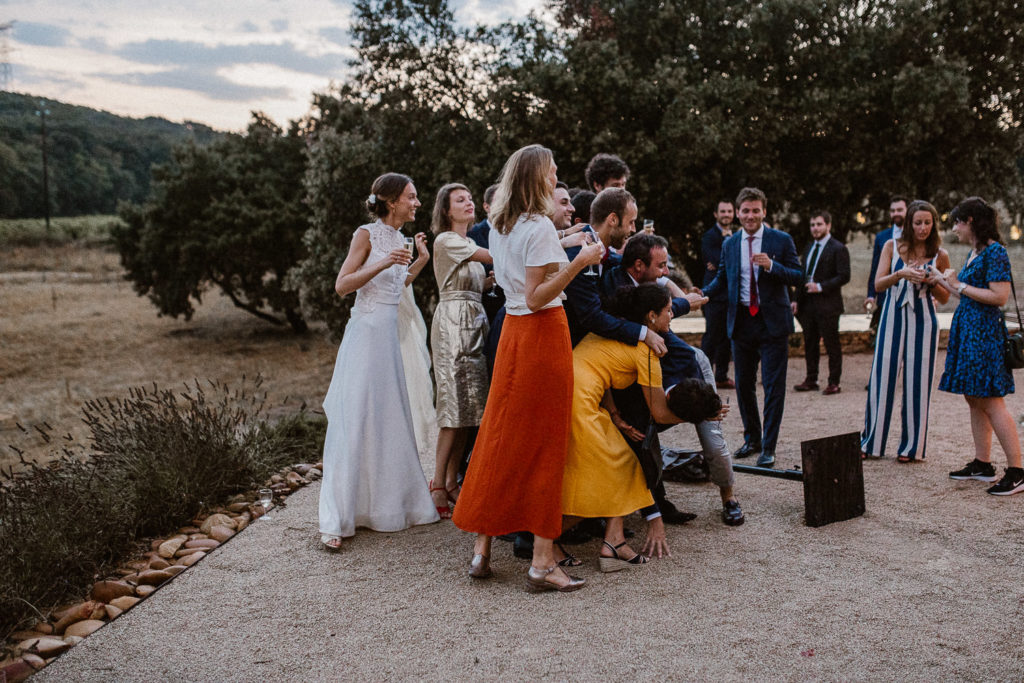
[
  {"left": 598, "top": 540, "right": 649, "bottom": 573},
  {"left": 555, "top": 542, "right": 583, "bottom": 567}
]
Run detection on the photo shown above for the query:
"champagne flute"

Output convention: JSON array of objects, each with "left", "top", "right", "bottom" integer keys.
[
  {"left": 258, "top": 488, "right": 273, "bottom": 520},
  {"left": 643, "top": 219, "right": 655, "bottom": 234},
  {"left": 403, "top": 237, "right": 415, "bottom": 261},
  {"left": 583, "top": 231, "right": 601, "bottom": 277}
]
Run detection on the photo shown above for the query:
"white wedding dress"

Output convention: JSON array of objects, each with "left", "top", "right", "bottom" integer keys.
[
  {"left": 319, "top": 221, "right": 440, "bottom": 538},
  {"left": 397, "top": 284, "right": 435, "bottom": 455}
]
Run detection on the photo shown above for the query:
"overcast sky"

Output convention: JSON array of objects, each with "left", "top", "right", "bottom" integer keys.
[{"left": 3, "top": 0, "right": 540, "bottom": 131}]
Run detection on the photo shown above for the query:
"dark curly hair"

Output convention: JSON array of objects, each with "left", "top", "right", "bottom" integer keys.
[
  {"left": 585, "top": 153, "right": 630, "bottom": 192},
  {"left": 666, "top": 378, "right": 722, "bottom": 424},
  {"left": 949, "top": 196, "right": 1002, "bottom": 245}
]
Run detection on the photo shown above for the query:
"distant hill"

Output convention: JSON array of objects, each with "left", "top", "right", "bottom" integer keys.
[{"left": 0, "top": 91, "right": 223, "bottom": 218}]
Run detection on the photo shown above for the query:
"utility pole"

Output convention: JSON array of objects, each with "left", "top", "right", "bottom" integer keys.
[
  {"left": 0, "top": 21, "right": 13, "bottom": 90},
  {"left": 35, "top": 101, "right": 51, "bottom": 230}
]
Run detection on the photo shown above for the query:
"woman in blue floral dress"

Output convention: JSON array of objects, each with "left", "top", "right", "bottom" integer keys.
[{"left": 934, "top": 197, "right": 1023, "bottom": 496}]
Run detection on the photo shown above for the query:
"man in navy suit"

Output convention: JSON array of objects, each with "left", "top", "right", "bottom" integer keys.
[
  {"left": 604, "top": 234, "right": 745, "bottom": 526},
  {"left": 792, "top": 210, "right": 851, "bottom": 395},
  {"left": 467, "top": 184, "right": 503, "bottom": 324},
  {"left": 865, "top": 195, "right": 907, "bottom": 335},
  {"left": 562, "top": 188, "right": 667, "bottom": 355},
  {"left": 701, "top": 200, "right": 736, "bottom": 388},
  {"left": 702, "top": 187, "right": 803, "bottom": 468}
]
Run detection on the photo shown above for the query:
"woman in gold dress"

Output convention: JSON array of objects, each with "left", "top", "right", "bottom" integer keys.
[
  {"left": 428, "top": 183, "right": 493, "bottom": 518},
  {"left": 561, "top": 283, "right": 724, "bottom": 571}
]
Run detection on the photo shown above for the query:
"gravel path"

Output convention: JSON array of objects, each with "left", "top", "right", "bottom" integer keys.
[{"left": 38, "top": 352, "right": 1024, "bottom": 681}]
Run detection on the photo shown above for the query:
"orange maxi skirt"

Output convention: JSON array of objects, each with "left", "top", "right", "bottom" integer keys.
[{"left": 452, "top": 306, "right": 573, "bottom": 540}]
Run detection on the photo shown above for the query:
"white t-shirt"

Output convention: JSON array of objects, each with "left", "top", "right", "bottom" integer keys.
[{"left": 490, "top": 213, "right": 569, "bottom": 316}]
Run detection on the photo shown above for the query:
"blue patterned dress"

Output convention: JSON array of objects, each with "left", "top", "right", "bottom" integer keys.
[{"left": 939, "top": 242, "right": 1015, "bottom": 397}]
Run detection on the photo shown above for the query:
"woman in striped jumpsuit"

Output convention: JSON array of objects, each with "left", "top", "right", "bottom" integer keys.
[{"left": 861, "top": 200, "right": 950, "bottom": 461}]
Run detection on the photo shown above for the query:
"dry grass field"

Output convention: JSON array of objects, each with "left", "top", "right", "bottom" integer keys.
[{"left": 0, "top": 246, "right": 337, "bottom": 470}]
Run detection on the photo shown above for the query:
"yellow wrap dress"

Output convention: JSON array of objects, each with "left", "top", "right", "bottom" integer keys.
[
  {"left": 561, "top": 334, "right": 659, "bottom": 518},
  {"left": 430, "top": 231, "right": 490, "bottom": 429}
]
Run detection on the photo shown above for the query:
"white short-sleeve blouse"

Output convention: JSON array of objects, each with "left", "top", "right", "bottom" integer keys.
[{"left": 489, "top": 213, "right": 568, "bottom": 316}]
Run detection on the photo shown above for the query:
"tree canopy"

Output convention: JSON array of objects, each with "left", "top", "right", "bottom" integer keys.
[
  {"left": 290, "top": 0, "right": 1023, "bottom": 335},
  {"left": 115, "top": 114, "right": 309, "bottom": 332}
]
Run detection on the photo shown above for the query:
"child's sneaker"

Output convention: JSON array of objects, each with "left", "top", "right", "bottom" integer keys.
[
  {"left": 986, "top": 467, "right": 1024, "bottom": 496},
  {"left": 948, "top": 459, "right": 997, "bottom": 482}
]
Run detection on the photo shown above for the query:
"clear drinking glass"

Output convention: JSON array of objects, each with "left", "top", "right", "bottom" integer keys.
[
  {"left": 583, "top": 231, "right": 600, "bottom": 277},
  {"left": 258, "top": 488, "right": 273, "bottom": 520},
  {"left": 403, "top": 237, "right": 415, "bottom": 260},
  {"left": 643, "top": 219, "right": 655, "bottom": 234}
]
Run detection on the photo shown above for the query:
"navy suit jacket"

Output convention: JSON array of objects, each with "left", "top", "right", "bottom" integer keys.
[
  {"left": 701, "top": 225, "right": 731, "bottom": 302},
  {"left": 467, "top": 218, "right": 491, "bottom": 250},
  {"left": 867, "top": 226, "right": 895, "bottom": 300},
  {"left": 600, "top": 265, "right": 691, "bottom": 318},
  {"left": 563, "top": 230, "right": 635, "bottom": 347},
  {"left": 702, "top": 227, "right": 803, "bottom": 338}
]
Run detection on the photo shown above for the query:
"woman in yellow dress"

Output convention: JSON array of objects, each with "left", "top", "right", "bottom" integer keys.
[{"left": 561, "top": 283, "right": 723, "bottom": 571}]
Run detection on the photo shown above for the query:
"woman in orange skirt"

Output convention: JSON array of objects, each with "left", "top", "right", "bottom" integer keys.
[{"left": 452, "top": 144, "right": 603, "bottom": 593}]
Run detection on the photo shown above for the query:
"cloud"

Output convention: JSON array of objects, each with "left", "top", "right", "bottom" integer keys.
[
  {"left": 9, "top": 63, "right": 84, "bottom": 90},
  {"left": 114, "top": 39, "right": 346, "bottom": 76},
  {"left": 14, "top": 22, "right": 72, "bottom": 47},
  {"left": 270, "top": 19, "right": 289, "bottom": 32},
  {"left": 237, "top": 21, "right": 260, "bottom": 33},
  {"left": 318, "top": 26, "right": 349, "bottom": 46},
  {"left": 98, "top": 66, "right": 291, "bottom": 101}
]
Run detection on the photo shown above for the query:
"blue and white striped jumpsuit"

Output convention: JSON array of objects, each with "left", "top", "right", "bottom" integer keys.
[{"left": 861, "top": 245, "right": 940, "bottom": 460}]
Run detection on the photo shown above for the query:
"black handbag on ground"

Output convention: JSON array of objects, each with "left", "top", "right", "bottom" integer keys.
[
  {"left": 1005, "top": 269, "right": 1024, "bottom": 370},
  {"left": 635, "top": 349, "right": 664, "bottom": 489}
]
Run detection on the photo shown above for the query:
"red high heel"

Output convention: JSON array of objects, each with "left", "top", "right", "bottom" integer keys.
[{"left": 429, "top": 480, "right": 452, "bottom": 519}]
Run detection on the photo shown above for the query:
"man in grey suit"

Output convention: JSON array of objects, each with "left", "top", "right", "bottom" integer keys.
[{"left": 792, "top": 210, "right": 851, "bottom": 395}]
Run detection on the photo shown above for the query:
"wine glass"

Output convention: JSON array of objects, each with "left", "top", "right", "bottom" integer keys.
[
  {"left": 258, "top": 488, "right": 273, "bottom": 520},
  {"left": 403, "top": 237, "right": 415, "bottom": 260},
  {"left": 583, "top": 231, "right": 601, "bottom": 277},
  {"left": 865, "top": 298, "right": 875, "bottom": 320},
  {"left": 643, "top": 219, "right": 655, "bottom": 234}
]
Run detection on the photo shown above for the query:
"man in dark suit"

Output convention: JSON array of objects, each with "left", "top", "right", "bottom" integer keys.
[
  {"left": 701, "top": 200, "right": 736, "bottom": 389},
  {"left": 562, "top": 188, "right": 667, "bottom": 355},
  {"left": 792, "top": 210, "right": 851, "bottom": 395},
  {"left": 702, "top": 187, "right": 803, "bottom": 468},
  {"left": 865, "top": 195, "right": 907, "bottom": 335},
  {"left": 467, "top": 184, "right": 503, "bottom": 324},
  {"left": 604, "top": 234, "right": 744, "bottom": 526}
]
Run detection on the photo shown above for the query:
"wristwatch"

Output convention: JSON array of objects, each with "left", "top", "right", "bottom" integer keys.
[{"left": 957, "top": 282, "right": 968, "bottom": 295}]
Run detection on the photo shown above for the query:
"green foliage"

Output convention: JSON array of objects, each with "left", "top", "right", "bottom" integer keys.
[
  {"left": 291, "top": 0, "right": 1023, "bottom": 330},
  {"left": 0, "top": 92, "right": 220, "bottom": 219},
  {"left": 115, "top": 113, "right": 310, "bottom": 332},
  {"left": 0, "top": 214, "right": 122, "bottom": 247},
  {"left": 0, "top": 377, "right": 326, "bottom": 635}
]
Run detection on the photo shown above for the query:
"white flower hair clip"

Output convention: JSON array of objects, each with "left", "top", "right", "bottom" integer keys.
[{"left": 367, "top": 193, "right": 377, "bottom": 205}]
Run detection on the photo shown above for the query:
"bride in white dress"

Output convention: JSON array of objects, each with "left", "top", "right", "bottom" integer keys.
[{"left": 319, "top": 173, "right": 440, "bottom": 550}]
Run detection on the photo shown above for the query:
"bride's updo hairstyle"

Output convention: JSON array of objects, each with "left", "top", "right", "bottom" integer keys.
[
  {"left": 608, "top": 282, "right": 670, "bottom": 324},
  {"left": 366, "top": 172, "right": 413, "bottom": 219}
]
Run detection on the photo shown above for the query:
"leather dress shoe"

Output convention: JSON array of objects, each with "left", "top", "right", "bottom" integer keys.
[
  {"left": 755, "top": 451, "right": 776, "bottom": 468},
  {"left": 658, "top": 499, "right": 698, "bottom": 525},
  {"left": 721, "top": 500, "right": 745, "bottom": 526},
  {"left": 823, "top": 384, "right": 841, "bottom": 395},
  {"left": 716, "top": 378, "right": 735, "bottom": 389},
  {"left": 734, "top": 443, "right": 762, "bottom": 459},
  {"left": 794, "top": 380, "right": 819, "bottom": 391},
  {"left": 512, "top": 532, "right": 534, "bottom": 559}
]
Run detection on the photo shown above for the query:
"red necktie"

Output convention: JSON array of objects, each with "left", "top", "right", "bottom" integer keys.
[{"left": 747, "top": 235, "right": 759, "bottom": 316}]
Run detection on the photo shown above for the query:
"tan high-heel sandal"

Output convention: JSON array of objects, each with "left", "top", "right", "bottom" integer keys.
[{"left": 525, "top": 565, "right": 585, "bottom": 593}]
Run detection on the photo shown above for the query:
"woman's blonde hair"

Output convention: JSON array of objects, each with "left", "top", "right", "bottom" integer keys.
[
  {"left": 488, "top": 144, "right": 555, "bottom": 235},
  {"left": 431, "top": 183, "right": 471, "bottom": 235}
]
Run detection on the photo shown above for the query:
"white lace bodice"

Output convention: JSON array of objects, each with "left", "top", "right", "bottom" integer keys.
[{"left": 353, "top": 221, "right": 407, "bottom": 312}]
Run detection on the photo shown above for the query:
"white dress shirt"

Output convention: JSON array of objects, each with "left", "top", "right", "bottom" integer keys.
[{"left": 739, "top": 225, "right": 765, "bottom": 306}]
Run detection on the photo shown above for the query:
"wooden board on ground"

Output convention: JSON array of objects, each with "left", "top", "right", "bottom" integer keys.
[{"left": 801, "top": 431, "right": 865, "bottom": 527}]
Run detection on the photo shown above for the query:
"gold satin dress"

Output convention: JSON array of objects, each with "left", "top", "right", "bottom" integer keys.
[{"left": 430, "top": 231, "right": 490, "bottom": 429}]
